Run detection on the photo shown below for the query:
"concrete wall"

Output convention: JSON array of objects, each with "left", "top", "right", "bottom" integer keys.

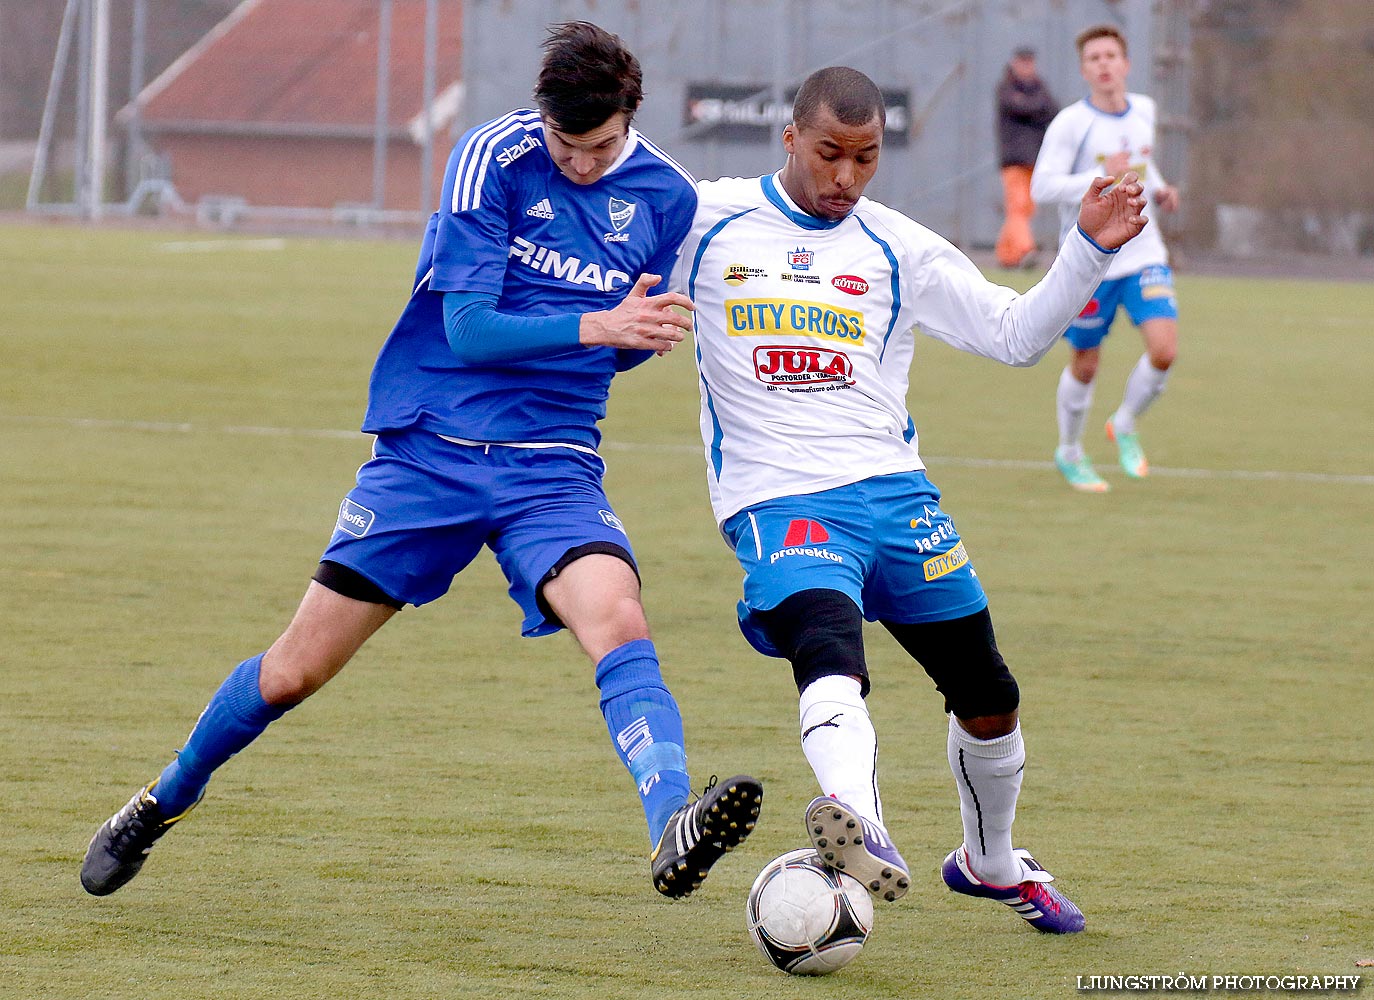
[{"left": 460, "top": 0, "right": 1159, "bottom": 249}]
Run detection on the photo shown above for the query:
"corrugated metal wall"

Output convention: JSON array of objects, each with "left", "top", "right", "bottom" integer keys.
[{"left": 461, "top": 0, "right": 1163, "bottom": 249}]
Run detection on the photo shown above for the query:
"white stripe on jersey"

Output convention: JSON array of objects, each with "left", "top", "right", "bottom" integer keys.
[
  {"left": 635, "top": 131, "right": 698, "bottom": 188},
  {"left": 452, "top": 109, "right": 543, "bottom": 214},
  {"left": 413, "top": 266, "right": 433, "bottom": 296}
]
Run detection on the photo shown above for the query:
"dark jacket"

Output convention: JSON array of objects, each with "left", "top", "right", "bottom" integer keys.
[{"left": 996, "top": 70, "right": 1058, "bottom": 167}]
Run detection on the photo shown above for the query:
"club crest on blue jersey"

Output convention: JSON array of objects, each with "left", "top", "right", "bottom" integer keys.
[
  {"left": 605, "top": 198, "right": 636, "bottom": 243},
  {"left": 609, "top": 198, "right": 636, "bottom": 231}
]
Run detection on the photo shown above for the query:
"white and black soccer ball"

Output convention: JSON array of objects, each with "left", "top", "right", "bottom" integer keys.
[{"left": 745, "top": 848, "right": 875, "bottom": 975}]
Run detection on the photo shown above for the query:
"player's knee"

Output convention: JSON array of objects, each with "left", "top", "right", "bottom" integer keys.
[
  {"left": 1149, "top": 342, "right": 1177, "bottom": 370},
  {"left": 754, "top": 589, "right": 870, "bottom": 696},
  {"left": 943, "top": 656, "right": 1019, "bottom": 720},
  {"left": 1071, "top": 353, "right": 1099, "bottom": 382},
  {"left": 954, "top": 710, "right": 1019, "bottom": 740},
  {"left": 884, "top": 609, "right": 1019, "bottom": 718},
  {"left": 258, "top": 652, "right": 333, "bottom": 706}
]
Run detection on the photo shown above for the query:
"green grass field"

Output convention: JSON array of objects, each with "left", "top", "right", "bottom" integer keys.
[{"left": 2, "top": 221, "right": 1371, "bottom": 999}]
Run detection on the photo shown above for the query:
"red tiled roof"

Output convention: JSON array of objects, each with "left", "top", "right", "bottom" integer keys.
[{"left": 135, "top": 0, "right": 461, "bottom": 132}]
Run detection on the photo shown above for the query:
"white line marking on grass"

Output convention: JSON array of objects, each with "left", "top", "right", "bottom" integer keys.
[
  {"left": 8, "top": 415, "right": 1374, "bottom": 486},
  {"left": 156, "top": 238, "right": 288, "bottom": 253},
  {"left": 922, "top": 453, "right": 1374, "bottom": 486}
]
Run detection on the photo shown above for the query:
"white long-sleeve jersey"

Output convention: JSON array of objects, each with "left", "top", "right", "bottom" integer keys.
[
  {"left": 1031, "top": 94, "right": 1170, "bottom": 279},
  {"left": 669, "top": 173, "right": 1116, "bottom": 524}
]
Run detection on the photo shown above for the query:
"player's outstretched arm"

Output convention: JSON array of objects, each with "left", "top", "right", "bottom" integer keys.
[
  {"left": 581, "top": 273, "right": 694, "bottom": 354},
  {"left": 1076, "top": 171, "right": 1148, "bottom": 250}
]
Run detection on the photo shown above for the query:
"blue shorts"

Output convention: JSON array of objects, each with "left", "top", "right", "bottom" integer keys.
[
  {"left": 1066, "top": 264, "right": 1178, "bottom": 350},
  {"left": 321, "top": 430, "right": 636, "bottom": 636},
  {"left": 721, "top": 471, "right": 988, "bottom": 657}
]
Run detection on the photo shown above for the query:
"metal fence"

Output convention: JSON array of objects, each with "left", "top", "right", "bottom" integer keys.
[{"left": 24, "top": 0, "right": 1169, "bottom": 248}]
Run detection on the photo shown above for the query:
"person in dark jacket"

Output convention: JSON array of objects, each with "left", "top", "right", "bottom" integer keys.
[{"left": 995, "top": 46, "right": 1058, "bottom": 268}]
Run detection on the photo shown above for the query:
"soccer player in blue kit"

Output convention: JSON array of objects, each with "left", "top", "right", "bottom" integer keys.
[
  {"left": 82, "top": 21, "right": 761, "bottom": 901},
  {"left": 672, "top": 67, "right": 1149, "bottom": 932}
]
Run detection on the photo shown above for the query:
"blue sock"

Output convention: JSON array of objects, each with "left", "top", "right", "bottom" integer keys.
[
  {"left": 595, "top": 639, "right": 692, "bottom": 847},
  {"left": 154, "top": 654, "right": 292, "bottom": 815}
]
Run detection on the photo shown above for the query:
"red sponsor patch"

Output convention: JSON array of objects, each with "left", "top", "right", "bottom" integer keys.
[
  {"left": 832, "top": 274, "right": 869, "bottom": 295},
  {"left": 1078, "top": 298, "right": 1100, "bottom": 318},
  {"left": 753, "top": 345, "right": 855, "bottom": 386},
  {"left": 783, "top": 519, "right": 830, "bottom": 546}
]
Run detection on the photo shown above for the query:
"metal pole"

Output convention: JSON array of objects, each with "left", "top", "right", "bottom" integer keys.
[
  {"left": 419, "top": 0, "right": 438, "bottom": 212},
  {"left": 74, "top": 0, "right": 92, "bottom": 209},
  {"left": 372, "top": 0, "right": 393, "bottom": 210},
  {"left": 28, "top": 0, "right": 81, "bottom": 209},
  {"left": 87, "top": 0, "right": 110, "bottom": 219},
  {"left": 127, "top": 0, "right": 148, "bottom": 199}
]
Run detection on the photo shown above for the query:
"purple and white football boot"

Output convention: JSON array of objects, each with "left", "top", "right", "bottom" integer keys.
[
  {"left": 941, "top": 845, "right": 1085, "bottom": 933},
  {"left": 805, "top": 796, "right": 910, "bottom": 902}
]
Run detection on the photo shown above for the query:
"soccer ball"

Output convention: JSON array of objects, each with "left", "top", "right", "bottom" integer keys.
[{"left": 745, "top": 848, "right": 875, "bottom": 975}]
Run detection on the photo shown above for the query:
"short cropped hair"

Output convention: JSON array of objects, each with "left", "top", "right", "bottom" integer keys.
[
  {"left": 533, "top": 21, "right": 643, "bottom": 134},
  {"left": 792, "top": 66, "right": 885, "bottom": 131},
  {"left": 1075, "top": 24, "right": 1128, "bottom": 58}
]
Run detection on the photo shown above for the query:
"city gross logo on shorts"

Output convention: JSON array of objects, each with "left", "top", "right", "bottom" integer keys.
[
  {"left": 727, "top": 298, "right": 865, "bottom": 343},
  {"left": 831, "top": 274, "right": 869, "bottom": 295},
  {"left": 753, "top": 345, "right": 855, "bottom": 387},
  {"left": 336, "top": 499, "right": 375, "bottom": 538},
  {"left": 923, "top": 540, "right": 969, "bottom": 581},
  {"left": 1139, "top": 265, "right": 1176, "bottom": 301},
  {"left": 768, "top": 519, "right": 843, "bottom": 565}
]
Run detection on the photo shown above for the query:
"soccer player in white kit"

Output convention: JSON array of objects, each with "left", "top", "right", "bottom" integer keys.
[
  {"left": 671, "top": 67, "right": 1148, "bottom": 933},
  {"left": 1032, "top": 24, "right": 1182, "bottom": 492}
]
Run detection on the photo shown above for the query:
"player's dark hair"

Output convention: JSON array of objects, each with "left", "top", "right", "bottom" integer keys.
[
  {"left": 792, "top": 67, "right": 885, "bottom": 131},
  {"left": 1075, "top": 24, "right": 1128, "bottom": 58},
  {"left": 534, "top": 21, "right": 643, "bottom": 135}
]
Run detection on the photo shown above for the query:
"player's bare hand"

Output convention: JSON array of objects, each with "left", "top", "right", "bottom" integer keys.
[
  {"left": 1077, "top": 171, "right": 1148, "bottom": 251},
  {"left": 1154, "top": 183, "right": 1180, "bottom": 214},
  {"left": 581, "top": 273, "right": 694, "bottom": 353}
]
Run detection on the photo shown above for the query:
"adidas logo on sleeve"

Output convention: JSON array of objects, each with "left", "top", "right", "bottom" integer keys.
[{"left": 526, "top": 198, "right": 555, "bottom": 219}]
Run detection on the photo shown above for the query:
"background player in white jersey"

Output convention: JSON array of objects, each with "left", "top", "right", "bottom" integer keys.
[
  {"left": 82, "top": 21, "right": 760, "bottom": 902},
  {"left": 1032, "top": 23, "right": 1182, "bottom": 492},
  {"left": 671, "top": 66, "right": 1147, "bottom": 933}
]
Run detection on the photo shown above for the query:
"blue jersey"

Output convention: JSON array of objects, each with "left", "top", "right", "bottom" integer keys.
[{"left": 362, "top": 109, "right": 698, "bottom": 448}]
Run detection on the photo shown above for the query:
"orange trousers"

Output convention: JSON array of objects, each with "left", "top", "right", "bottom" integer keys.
[{"left": 996, "top": 165, "right": 1037, "bottom": 268}]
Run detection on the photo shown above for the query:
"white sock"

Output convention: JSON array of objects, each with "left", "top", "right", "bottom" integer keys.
[
  {"left": 1056, "top": 366, "right": 1095, "bottom": 460},
  {"left": 1111, "top": 353, "right": 1170, "bottom": 434},
  {"left": 948, "top": 715, "right": 1025, "bottom": 886},
  {"left": 799, "top": 675, "right": 885, "bottom": 826}
]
